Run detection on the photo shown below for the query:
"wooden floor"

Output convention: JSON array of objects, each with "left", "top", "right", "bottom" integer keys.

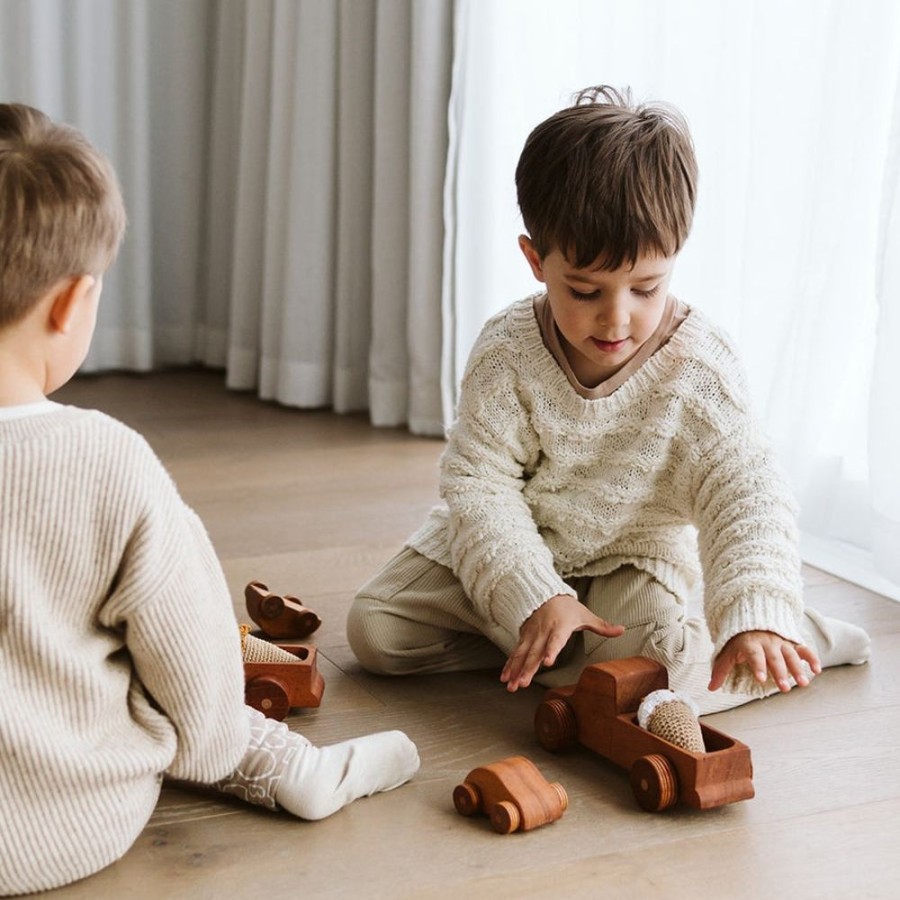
[{"left": 42, "top": 369, "right": 900, "bottom": 900}]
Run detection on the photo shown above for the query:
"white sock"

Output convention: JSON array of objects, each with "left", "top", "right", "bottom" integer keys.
[
  {"left": 803, "top": 608, "right": 871, "bottom": 667},
  {"left": 275, "top": 730, "right": 420, "bottom": 820},
  {"left": 213, "top": 706, "right": 419, "bottom": 819}
]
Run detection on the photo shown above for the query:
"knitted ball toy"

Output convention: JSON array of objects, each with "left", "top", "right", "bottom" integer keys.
[
  {"left": 637, "top": 689, "right": 705, "bottom": 753},
  {"left": 239, "top": 623, "right": 303, "bottom": 664}
]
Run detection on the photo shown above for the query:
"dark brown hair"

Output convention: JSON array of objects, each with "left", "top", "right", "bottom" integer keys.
[
  {"left": 0, "top": 103, "right": 126, "bottom": 328},
  {"left": 515, "top": 85, "right": 697, "bottom": 269}
]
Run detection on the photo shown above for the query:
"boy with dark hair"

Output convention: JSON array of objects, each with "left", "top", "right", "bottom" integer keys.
[
  {"left": 348, "top": 86, "right": 869, "bottom": 712},
  {"left": 0, "top": 103, "right": 418, "bottom": 896}
]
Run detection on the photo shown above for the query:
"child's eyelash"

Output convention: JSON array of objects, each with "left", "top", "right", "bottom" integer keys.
[{"left": 567, "top": 285, "right": 660, "bottom": 301}]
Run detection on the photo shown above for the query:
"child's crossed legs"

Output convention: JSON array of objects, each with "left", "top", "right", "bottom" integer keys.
[{"left": 347, "top": 548, "right": 869, "bottom": 715}]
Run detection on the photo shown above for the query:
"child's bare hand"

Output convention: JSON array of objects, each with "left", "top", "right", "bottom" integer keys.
[
  {"left": 709, "top": 630, "right": 821, "bottom": 692},
  {"left": 500, "top": 594, "right": 625, "bottom": 692}
]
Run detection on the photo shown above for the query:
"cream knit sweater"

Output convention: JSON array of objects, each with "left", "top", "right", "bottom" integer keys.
[
  {"left": 409, "top": 296, "right": 806, "bottom": 691},
  {"left": 0, "top": 406, "right": 248, "bottom": 896}
]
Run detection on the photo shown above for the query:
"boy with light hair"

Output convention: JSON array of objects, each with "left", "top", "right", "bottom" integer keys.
[
  {"left": 0, "top": 103, "right": 418, "bottom": 896},
  {"left": 348, "top": 86, "right": 870, "bottom": 712}
]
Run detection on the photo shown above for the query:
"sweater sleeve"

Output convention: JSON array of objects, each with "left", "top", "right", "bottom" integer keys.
[
  {"left": 688, "top": 362, "right": 806, "bottom": 692},
  {"left": 441, "top": 337, "right": 576, "bottom": 636},
  {"left": 99, "top": 446, "right": 248, "bottom": 783}
]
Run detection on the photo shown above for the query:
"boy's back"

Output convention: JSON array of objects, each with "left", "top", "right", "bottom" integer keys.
[
  {"left": 0, "top": 404, "right": 248, "bottom": 893},
  {"left": 1, "top": 101, "right": 418, "bottom": 895}
]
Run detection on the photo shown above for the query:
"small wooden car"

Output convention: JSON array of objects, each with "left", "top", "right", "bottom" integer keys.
[
  {"left": 244, "top": 643, "right": 325, "bottom": 721},
  {"left": 534, "top": 657, "right": 754, "bottom": 812},
  {"left": 245, "top": 581, "right": 322, "bottom": 640},
  {"left": 453, "top": 755, "right": 568, "bottom": 833}
]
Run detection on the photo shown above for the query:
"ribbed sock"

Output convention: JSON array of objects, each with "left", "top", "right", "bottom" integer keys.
[{"left": 213, "top": 706, "right": 419, "bottom": 820}]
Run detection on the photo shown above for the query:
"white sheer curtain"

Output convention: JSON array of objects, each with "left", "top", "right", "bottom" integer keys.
[
  {"left": 444, "top": 0, "right": 900, "bottom": 598},
  {"left": 870, "top": 80, "right": 900, "bottom": 590},
  {"left": 0, "top": 0, "right": 451, "bottom": 435},
  {"left": 200, "top": 0, "right": 451, "bottom": 433}
]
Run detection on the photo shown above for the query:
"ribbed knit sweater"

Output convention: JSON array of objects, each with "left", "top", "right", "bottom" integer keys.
[
  {"left": 0, "top": 406, "right": 249, "bottom": 896},
  {"left": 408, "top": 296, "right": 805, "bottom": 694}
]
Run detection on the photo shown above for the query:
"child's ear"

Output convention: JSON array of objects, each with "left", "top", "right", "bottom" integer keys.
[
  {"left": 48, "top": 275, "right": 96, "bottom": 335},
  {"left": 518, "top": 235, "right": 545, "bottom": 282}
]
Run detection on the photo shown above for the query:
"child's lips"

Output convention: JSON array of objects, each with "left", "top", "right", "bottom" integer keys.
[{"left": 591, "top": 337, "right": 628, "bottom": 353}]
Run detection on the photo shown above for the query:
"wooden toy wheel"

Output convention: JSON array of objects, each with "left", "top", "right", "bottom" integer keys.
[
  {"left": 294, "top": 609, "right": 321, "bottom": 637},
  {"left": 630, "top": 754, "right": 678, "bottom": 812},
  {"left": 245, "top": 676, "right": 291, "bottom": 721},
  {"left": 534, "top": 698, "right": 577, "bottom": 751},
  {"left": 550, "top": 781, "right": 569, "bottom": 812},
  {"left": 259, "top": 594, "right": 286, "bottom": 619},
  {"left": 490, "top": 801, "right": 521, "bottom": 834},
  {"left": 452, "top": 781, "right": 481, "bottom": 817}
]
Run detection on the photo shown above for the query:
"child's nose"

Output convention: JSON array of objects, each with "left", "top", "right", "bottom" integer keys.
[{"left": 596, "top": 294, "right": 630, "bottom": 327}]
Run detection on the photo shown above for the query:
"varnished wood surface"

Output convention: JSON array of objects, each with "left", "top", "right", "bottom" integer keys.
[
  {"left": 454, "top": 755, "right": 568, "bottom": 833},
  {"left": 39, "top": 369, "right": 900, "bottom": 899}
]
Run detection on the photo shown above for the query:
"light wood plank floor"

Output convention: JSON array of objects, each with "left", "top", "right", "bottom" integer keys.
[{"left": 40, "top": 369, "right": 900, "bottom": 900}]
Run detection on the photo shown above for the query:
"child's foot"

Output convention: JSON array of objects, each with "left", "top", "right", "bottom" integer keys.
[
  {"left": 213, "top": 706, "right": 419, "bottom": 819},
  {"left": 804, "top": 608, "right": 871, "bottom": 667},
  {"left": 276, "top": 729, "right": 420, "bottom": 820}
]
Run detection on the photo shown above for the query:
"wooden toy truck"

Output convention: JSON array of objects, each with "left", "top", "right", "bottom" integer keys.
[
  {"left": 244, "top": 643, "right": 325, "bottom": 721},
  {"left": 453, "top": 755, "right": 568, "bottom": 834},
  {"left": 534, "top": 657, "right": 754, "bottom": 812}
]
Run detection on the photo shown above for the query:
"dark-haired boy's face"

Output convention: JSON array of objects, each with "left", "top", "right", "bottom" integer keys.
[{"left": 519, "top": 236, "right": 674, "bottom": 387}]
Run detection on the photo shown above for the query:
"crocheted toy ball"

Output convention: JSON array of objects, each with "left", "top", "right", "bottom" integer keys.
[
  {"left": 637, "top": 689, "right": 705, "bottom": 753},
  {"left": 239, "top": 624, "right": 303, "bottom": 664}
]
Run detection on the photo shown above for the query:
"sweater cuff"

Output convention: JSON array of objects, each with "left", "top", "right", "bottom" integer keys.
[
  {"left": 489, "top": 566, "right": 577, "bottom": 637},
  {"left": 710, "top": 592, "right": 805, "bottom": 659}
]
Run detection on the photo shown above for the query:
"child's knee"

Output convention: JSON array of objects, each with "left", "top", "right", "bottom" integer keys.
[{"left": 346, "top": 593, "right": 408, "bottom": 676}]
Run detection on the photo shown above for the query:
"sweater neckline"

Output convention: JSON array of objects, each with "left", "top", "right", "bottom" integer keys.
[
  {"left": 0, "top": 399, "right": 61, "bottom": 421},
  {"left": 508, "top": 294, "right": 707, "bottom": 414}
]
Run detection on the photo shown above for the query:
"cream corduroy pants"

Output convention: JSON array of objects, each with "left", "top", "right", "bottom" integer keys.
[{"left": 347, "top": 547, "right": 869, "bottom": 714}]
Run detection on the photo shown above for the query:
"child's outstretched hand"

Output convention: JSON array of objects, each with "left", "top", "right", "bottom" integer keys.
[
  {"left": 501, "top": 594, "right": 625, "bottom": 692},
  {"left": 709, "top": 630, "right": 822, "bottom": 692}
]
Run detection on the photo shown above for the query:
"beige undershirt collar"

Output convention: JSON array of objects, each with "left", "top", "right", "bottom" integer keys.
[{"left": 534, "top": 293, "right": 689, "bottom": 399}]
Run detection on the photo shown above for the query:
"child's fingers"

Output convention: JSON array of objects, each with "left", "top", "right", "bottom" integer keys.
[
  {"left": 796, "top": 642, "right": 822, "bottom": 674},
  {"left": 708, "top": 649, "right": 734, "bottom": 690},
  {"left": 711, "top": 633, "right": 820, "bottom": 694},
  {"left": 782, "top": 642, "right": 818, "bottom": 687},
  {"left": 764, "top": 644, "right": 792, "bottom": 691},
  {"left": 709, "top": 641, "right": 765, "bottom": 691},
  {"left": 501, "top": 638, "right": 546, "bottom": 691},
  {"left": 502, "top": 627, "right": 573, "bottom": 691},
  {"left": 583, "top": 617, "right": 625, "bottom": 638}
]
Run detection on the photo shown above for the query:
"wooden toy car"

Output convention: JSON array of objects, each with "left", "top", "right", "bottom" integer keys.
[
  {"left": 453, "top": 755, "right": 568, "bottom": 834},
  {"left": 245, "top": 580, "right": 322, "bottom": 640},
  {"left": 244, "top": 643, "right": 325, "bottom": 720},
  {"left": 534, "top": 657, "right": 754, "bottom": 812}
]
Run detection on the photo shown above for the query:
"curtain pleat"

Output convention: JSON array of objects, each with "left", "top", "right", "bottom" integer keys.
[{"left": 210, "top": 0, "right": 451, "bottom": 431}]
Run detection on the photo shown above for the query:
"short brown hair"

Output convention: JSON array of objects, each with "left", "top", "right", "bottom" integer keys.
[
  {"left": 515, "top": 85, "right": 697, "bottom": 269},
  {"left": 0, "top": 103, "right": 126, "bottom": 328}
]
